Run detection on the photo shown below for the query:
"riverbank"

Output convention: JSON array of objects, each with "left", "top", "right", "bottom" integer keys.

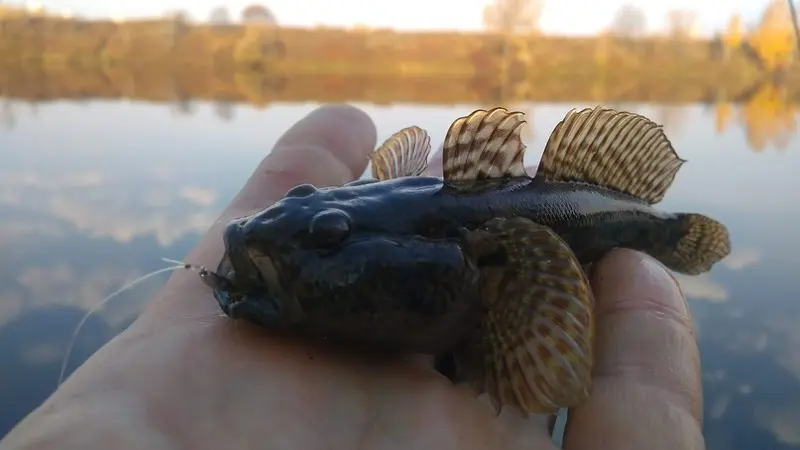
[
  {"left": 0, "top": 17, "right": 798, "bottom": 98},
  {"left": 0, "top": 61, "right": 797, "bottom": 107}
]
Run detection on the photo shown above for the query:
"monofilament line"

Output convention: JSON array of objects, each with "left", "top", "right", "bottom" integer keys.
[{"left": 57, "top": 263, "right": 187, "bottom": 387}]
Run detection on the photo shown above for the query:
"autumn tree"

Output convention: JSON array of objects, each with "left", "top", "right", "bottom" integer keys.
[
  {"left": 208, "top": 6, "right": 231, "bottom": 25},
  {"left": 163, "top": 9, "right": 191, "bottom": 43},
  {"left": 722, "top": 13, "right": 744, "bottom": 49},
  {"left": 482, "top": 0, "right": 544, "bottom": 34},
  {"left": 164, "top": 9, "right": 191, "bottom": 23},
  {"left": 665, "top": 9, "right": 697, "bottom": 39},
  {"left": 747, "top": 0, "right": 797, "bottom": 70},
  {"left": 608, "top": 4, "right": 647, "bottom": 38},
  {"left": 241, "top": 4, "right": 277, "bottom": 25}
]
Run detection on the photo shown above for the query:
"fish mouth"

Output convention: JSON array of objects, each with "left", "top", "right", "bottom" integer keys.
[
  {"left": 208, "top": 251, "right": 283, "bottom": 327},
  {"left": 221, "top": 236, "right": 409, "bottom": 326},
  {"left": 224, "top": 249, "right": 305, "bottom": 325},
  {"left": 223, "top": 294, "right": 283, "bottom": 328}
]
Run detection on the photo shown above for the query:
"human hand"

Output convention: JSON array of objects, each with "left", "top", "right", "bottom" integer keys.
[{"left": 0, "top": 105, "right": 704, "bottom": 450}]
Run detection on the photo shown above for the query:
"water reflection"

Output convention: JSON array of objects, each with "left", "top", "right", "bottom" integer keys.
[
  {"left": 0, "top": 69, "right": 797, "bottom": 153},
  {"left": 0, "top": 101, "right": 798, "bottom": 450}
]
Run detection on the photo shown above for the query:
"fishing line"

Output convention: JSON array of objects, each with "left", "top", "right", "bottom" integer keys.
[{"left": 57, "top": 263, "right": 187, "bottom": 387}]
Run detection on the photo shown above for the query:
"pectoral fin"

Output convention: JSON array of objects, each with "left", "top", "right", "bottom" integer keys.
[
  {"left": 538, "top": 106, "right": 685, "bottom": 205},
  {"left": 370, "top": 126, "right": 431, "bottom": 180},
  {"left": 456, "top": 217, "right": 594, "bottom": 416}
]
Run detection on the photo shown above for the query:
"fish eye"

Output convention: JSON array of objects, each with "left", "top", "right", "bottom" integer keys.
[
  {"left": 286, "top": 184, "right": 317, "bottom": 198},
  {"left": 308, "top": 209, "right": 351, "bottom": 248}
]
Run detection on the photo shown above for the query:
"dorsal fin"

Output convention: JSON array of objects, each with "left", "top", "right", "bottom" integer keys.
[
  {"left": 441, "top": 108, "right": 528, "bottom": 186},
  {"left": 370, "top": 126, "right": 431, "bottom": 181},
  {"left": 536, "top": 106, "right": 686, "bottom": 205}
]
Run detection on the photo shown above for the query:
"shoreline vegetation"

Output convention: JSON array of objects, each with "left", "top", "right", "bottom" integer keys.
[
  {"left": 0, "top": 22, "right": 797, "bottom": 103},
  {"left": 0, "top": 1, "right": 796, "bottom": 151},
  {"left": 0, "top": 0, "right": 798, "bottom": 104}
]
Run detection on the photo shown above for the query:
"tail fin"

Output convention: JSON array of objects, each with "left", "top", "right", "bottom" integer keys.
[{"left": 656, "top": 213, "right": 731, "bottom": 275}]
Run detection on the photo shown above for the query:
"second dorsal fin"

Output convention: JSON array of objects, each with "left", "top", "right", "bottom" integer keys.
[
  {"left": 441, "top": 108, "right": 528, "bottom": 186},
  {"left": 370, "top": 126, "right": 431, "bottom": 181},
  {"left": 536, "top": 106, "right": 686, "bottom": 205}
]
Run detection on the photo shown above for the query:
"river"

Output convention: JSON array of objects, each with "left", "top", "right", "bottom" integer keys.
[{"left": 0, "top": 98, "right": 798, "bottom": 449}]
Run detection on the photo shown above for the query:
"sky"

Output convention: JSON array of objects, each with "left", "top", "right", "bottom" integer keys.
[{"left": 15, "top": 0, "right": 776, "bottom": 36}]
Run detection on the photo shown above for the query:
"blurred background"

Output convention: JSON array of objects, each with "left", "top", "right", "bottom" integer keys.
[{"left": 0, "top": 1, "right": 798, "bottom": 449}]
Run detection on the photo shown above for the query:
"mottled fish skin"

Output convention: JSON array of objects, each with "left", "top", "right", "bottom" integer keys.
[{"left": 208, "top": 106, "right": 731, "bottom": 418}]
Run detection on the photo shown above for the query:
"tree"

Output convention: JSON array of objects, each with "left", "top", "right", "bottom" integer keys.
[
  {"left": 747, "top": 0, "right": 797, "bottom": 70},
  {"left": 482, "top": 0, "right": 544, "bottom": 34},
  {"left": 163, "top": 9, "right": 191, "bottom": 42},
  {"left": 722, "top": 13, "right": 744, "bottom": 49},
  {"left": 608, "top": 4, "right": 647, "bottom": 38},
  {"left": 665, "top": 9, "right": 698, "bottom": 39},
  {"left": 164, "top": 9, "right": 191, "bottom": 23},
  {"left": 208, "top": 6, "right": 231, "bottom": 25},
  {"left": 241, "top": 4, "right": 277, "bottom": 25}
]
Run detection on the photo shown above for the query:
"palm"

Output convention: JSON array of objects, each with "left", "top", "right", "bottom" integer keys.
[{"left": 141, "top": 314, "right": 557, "bottom": 450}]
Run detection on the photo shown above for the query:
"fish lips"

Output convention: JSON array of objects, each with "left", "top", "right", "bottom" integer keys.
[{"left": 213, "top": 251, "right": 304, "bottom": 328}]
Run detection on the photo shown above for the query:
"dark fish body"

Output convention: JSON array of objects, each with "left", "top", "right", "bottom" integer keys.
[
  {"left": 347, "top": 176, "right": 678, "bottom": 263},
  {"left": 267, "top": 174, "right": 689, "bottom": 272},
  {"left": 206, "top": 106, "right": 732, "bottom": 416}
]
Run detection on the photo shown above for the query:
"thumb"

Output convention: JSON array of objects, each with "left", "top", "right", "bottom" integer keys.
[{"left": 563, "top": 249, "right": 705, "bottom": 450}]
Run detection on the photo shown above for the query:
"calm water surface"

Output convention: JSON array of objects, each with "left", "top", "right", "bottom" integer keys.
[{"left": 0, "top": 99, "right": 798, "bottom": 449}]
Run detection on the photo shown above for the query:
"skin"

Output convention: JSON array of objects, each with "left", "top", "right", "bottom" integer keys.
[{"left": 0, "top": 105, "right": 705, "bottom": 450}]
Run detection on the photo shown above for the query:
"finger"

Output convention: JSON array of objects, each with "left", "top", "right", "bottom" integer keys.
[
  {"left": 564, "top": 249, "right": 704, "bottom": 450},
  {"left": 195, "top": 103, "right": 376, "bottom": 266},
  {"left": 225, "top": 104, "right": 377, "bottom": 219},
  {"left": 146, "top": 105, "right": 377, "bottom": 319},
  {"left": 427, "top": 144, "right": 444, "bottom": 177}
]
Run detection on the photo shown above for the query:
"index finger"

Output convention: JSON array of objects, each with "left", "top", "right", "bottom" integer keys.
[
  {"left": 564, "top": 249, "right": 705, "bottom": 450},
  {"left": 225, "top": 104, "right": 378, "bottom": 221},
  {"left": 146, "top": 104, "right": 377, "bottom": 319}
]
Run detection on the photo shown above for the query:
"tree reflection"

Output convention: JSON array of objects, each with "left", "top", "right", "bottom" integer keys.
[
  {"left": 172, "top": 93, "right": 196, "bottom": 117},
  {"left": 213, "top": 100, "right": 235, "bottom": 121},
  {"left": 712, "top": 82, "right": 798, "bottom": 152},
  {"left": 0, "top": 99, "right": 15, "bottom": 130}
]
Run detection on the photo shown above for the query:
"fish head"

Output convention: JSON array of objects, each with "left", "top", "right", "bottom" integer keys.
[{"left": 212, "top": 178, "right": 480, "bottom": 348}]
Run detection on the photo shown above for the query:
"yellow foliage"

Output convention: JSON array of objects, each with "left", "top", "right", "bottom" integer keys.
[
  {"left": 714, "top": 102, "right": 733, "bottom": 133},
  {"left": 748, "top": 29, "right": 795, "bottom": 70},
  {"left": 233, "top": 71, "right": 272, "bottom": 106},
  {"left": 737, "top": 83, "right": 798, "bottom": 151},
  {"left": 746, "top": 0, "right": 797, "bottom": 71},
  {"left": 722, "top": 14, "right": 744, "bottom": 48},
  {"left": 232, "top": 25, "right": 281, "bottom": 67}
]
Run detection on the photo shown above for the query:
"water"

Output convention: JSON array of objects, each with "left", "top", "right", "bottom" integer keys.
[{"left": 0, "top": 98, "right": 798, "bottom": 449}]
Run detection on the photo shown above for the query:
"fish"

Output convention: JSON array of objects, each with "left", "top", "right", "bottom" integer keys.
[{"left": 200, "top": 106, "right": 731, "bottom": 417}]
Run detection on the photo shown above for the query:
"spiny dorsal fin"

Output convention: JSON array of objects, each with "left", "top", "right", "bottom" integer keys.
[
  {"left": 442, "top": 108, "right": 528, "bottom": 186},
  {"left": 370, "top": 126, "right": 431, "bottom": 181},
  {"left": 536, "top": 106, "right": 686, "bottom": 205}
]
